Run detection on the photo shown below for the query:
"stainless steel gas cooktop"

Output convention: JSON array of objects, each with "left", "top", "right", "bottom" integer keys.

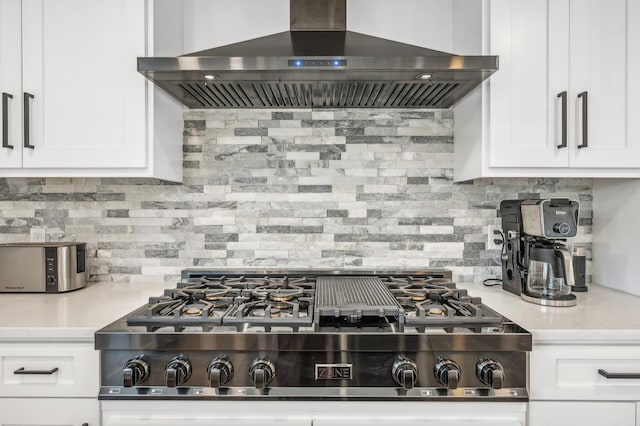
[{"left": 96, "top": 269, "right": 531, "bottom": 401}]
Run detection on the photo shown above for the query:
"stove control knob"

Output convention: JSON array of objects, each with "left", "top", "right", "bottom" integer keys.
[
  {"left": 392, "top": 357, "right": 418, "bottom": 390},
  {"left": 207, "top": 355, "right": 234, "bottom": 388},
  {"left": 165, "top": 355, "right": 192, "bottom": 388},
  {"left": 434, "top": 357, "right": 461, "bottom": 389},
  {"left": 249, "top": 359, "right": 275, "bottom": 389},
  {"left": 122, "top": 355, "right": 150, "bottom": 387},
  {"left": 476, "top": 359, "right": 505, "bottom": 389}
]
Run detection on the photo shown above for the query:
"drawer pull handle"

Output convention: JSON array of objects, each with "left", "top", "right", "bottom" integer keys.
[
  {"left": 13, "top": 367, "right": 59, "bottom": 375},
  {"left": 598, "top": 369, "right": 640, "bottom": 379}
]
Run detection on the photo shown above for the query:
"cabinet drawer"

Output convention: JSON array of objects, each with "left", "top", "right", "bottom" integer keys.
[
  {"left": 0, "top": 397, "right": 98, "bottom": 425},
  {"left": 0, "top": 342, "right": 98, "bottom": 397},
  {"left": 530, "top": 344, "right": 640, "bottom": 400},
  {"left": 529, "top": 401, "right": 636, "bottom": 426}
]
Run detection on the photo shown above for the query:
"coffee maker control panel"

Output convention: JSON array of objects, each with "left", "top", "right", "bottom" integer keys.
[{"left": 521, "top": 199, "right": 579, "bottom": 238}]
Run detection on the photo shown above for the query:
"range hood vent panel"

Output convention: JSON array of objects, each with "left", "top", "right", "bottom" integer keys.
[
  {"left": 168, "top": 80, "right": 465, "bottom": 109},
  {"left": 139, "top": 0, "right": 497, "bottom": 109}
]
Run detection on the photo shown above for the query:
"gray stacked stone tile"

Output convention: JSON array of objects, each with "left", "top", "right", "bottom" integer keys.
[{"left": 0, "top": 109, "right": 593, "bottom": 284}]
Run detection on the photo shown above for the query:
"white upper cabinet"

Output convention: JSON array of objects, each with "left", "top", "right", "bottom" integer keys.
[
  {"left": 20, "top": 0, "right": 147, "bottom": 169},
  {"left": 0, "top": 0, "right": 184, "bottom": 181},
  {"left": 453, "top": 0, "right": 640, "bottom": 181},
  {"left": 488, "top": 0, "right": 569, "bottom": 168},
  {"left": 568, "top": 0, "right": 633, "bottom": 168},
  {"left": 0, "top": 0, "right": 22, "bottom": 169}
]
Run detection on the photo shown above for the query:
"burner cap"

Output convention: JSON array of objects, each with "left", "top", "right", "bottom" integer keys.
[
  {"left": 183, "top": 307, "right": 203, "bottom": 316},
  {"left": 428, "top": 307, "right": 445, "bottom": 316}
]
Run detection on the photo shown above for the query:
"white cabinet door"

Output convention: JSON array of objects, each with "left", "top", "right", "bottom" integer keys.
[
  {"left": 314, "top": 421, "right": 522, "bottom": 426},
  {"left": 489, "top": 0, "right": 569, "bottom": 168},
  {"left": 20, "top": 0, "right": 146, "bottom": 169},
  {"left": 103, "top": 416, "right": 310, "bottom": 426},
  {"left": 104, "top": 420, "right": 309, "bottom": 426},
  {"left": 0, "top": 0, "right": 22, "bottom": 169},
  {"left": 529, "top": 401, "right": 636, "bottom": 426},
  {"left": 0, "top": 397, "right": 98, "bottom": 425},
  {"left": 627, "top": 0, "right": 640, "bottom": 170},
  {"left": 568, "top": 0, "right": 637, "bottom": 168}
]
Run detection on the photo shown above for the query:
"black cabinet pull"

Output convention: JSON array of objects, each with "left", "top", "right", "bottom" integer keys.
[
  {"left": 23, "top": 92, "right": 35, "bottom": 149},
  {"left": 13, "top": 367, "right": 59, "bottom": 375},
  {"left": 2, "top": 92, "right": 13, "bottom": 149},
  {"left": 557, "top": 91, "right": 567, "bottom": 149},
  {"left": 577, "top": 91, "right": 588, "bottom": 149},
  {"left": 598, "top": 369, "right": 640, "bottom": 379}
]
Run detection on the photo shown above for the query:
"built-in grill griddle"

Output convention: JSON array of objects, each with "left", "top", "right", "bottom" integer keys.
[{"left": 315, "top": 276, "right": 403, "bottom": 329}]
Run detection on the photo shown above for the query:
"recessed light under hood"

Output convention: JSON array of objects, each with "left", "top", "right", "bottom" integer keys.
[{"left": 138, "top": 0, "right": 498, "bottom": 109}]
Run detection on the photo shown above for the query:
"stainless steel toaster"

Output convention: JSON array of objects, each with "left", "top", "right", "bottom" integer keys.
[{"left": 0, "top": 242, "right": 87, "bottom": 293}]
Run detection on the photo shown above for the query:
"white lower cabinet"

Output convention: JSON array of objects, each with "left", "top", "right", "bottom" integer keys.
[
  {"left": 101, "top": 401, "right": 527, "bottom": 426},
  {"left": 530, "top": 343, "right": 640, "bottom": 426},
  {"left": 0, "top": 339, "right": 99, "bottom": 425},
  {"left": 529, "top": 401, "right": 635, "bottom": 426},
  {"left": 313, "top": 420, "right": 522, "bottom": 426},
  {"left": 0, "top": 397, "right": 98, "bottom": 425}
]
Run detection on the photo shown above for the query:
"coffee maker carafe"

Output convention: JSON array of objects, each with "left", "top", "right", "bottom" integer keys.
[{"left": 499, "top": 198, "right": 579, "bottom": 307}]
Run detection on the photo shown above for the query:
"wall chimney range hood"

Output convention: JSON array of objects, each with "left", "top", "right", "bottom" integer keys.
[{"left": 138, "top": 0, "right": 498, "bottom": 109}]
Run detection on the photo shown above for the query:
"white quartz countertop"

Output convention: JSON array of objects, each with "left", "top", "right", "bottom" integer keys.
[
  {"left": 461, "top": 281, "right": 640, "bottom": 344},
  {"left": 0, "top": 281, "right": 168, "bottom": 341},
  {"left": 1, "top": 280, "right": 639, "bottom": 344}
]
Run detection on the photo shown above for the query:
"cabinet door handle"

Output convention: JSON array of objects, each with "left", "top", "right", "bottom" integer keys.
[
  {"left": 13, "top": 367, "right": 59, "bottom": 375},
  {"left": 23, "top": 92, "right": 35, "bottom": 149},
  {"left": 557, "top": 91, "right": 567, "bottom": 149},
  {"left": 2, "top": 92, "right": 13, "bottom": 149},
  {"left": 577, "top": 91, "right": 588, "bottom": 149},
  {"left": 598, "top": 369, "right": 640, "bottom": 379}
]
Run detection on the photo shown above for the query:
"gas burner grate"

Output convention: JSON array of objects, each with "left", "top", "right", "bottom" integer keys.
[
  {"left": 223, "top": 297, "right": 313, "bottom": 331},
  {"left": 124, "top": 270, "right": 508, "bottom": 333},
  {"left": 126, "top": 296, "right": 236, "bottom": 332},
  {"left": 385, "top": 278, "right": 504, "bottom": 328}
]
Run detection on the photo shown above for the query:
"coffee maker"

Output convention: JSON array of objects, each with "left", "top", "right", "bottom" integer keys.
[{"left": 498, "top": 198, "right": 580, "bottom": 307}]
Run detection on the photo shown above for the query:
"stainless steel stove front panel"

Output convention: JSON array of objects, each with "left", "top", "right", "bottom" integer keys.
[{"left": 100, "top": 350, "right": 527, "bottom": 388}]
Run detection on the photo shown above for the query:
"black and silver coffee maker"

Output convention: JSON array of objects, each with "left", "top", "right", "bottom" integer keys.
[{"left": 499, "top": 198, "right": 579, "bottom": 307}]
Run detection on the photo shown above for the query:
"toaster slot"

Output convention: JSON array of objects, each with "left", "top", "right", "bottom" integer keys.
[{"left": 76, "top": 244, "right": 86, "bottom": 274}]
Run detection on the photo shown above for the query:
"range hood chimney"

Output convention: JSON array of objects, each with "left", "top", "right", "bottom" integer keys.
[{"left": 138, "top": 0, "right": 497, "bottom": 109}]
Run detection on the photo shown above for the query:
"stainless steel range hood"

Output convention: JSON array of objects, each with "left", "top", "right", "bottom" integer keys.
[{"left": 138, "top": 0, "right": 497, "bottom": 109}]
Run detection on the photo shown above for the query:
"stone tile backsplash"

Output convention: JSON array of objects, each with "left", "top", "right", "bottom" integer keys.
[{"left": 0, "top": 109, "right": 592, "bottom": 283}]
